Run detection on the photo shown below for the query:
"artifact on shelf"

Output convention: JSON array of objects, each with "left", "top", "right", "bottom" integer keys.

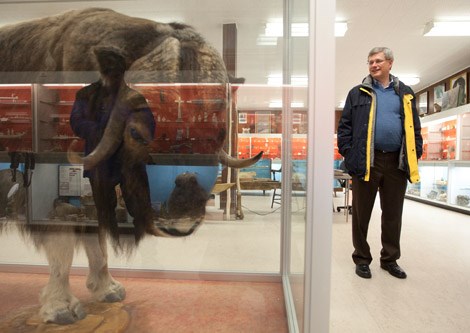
[
  {"left": 456, "top": 195, "right": 470, "bottom": 207},
  {"left": 427, "top": 190, "right": 438, "bottom": 199}
]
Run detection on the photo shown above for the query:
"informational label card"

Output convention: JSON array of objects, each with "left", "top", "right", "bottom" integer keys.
[{"left": 59, "top": 165, "right": 83, "bottom": 196}]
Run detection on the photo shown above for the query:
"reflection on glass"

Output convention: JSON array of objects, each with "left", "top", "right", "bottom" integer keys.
[{"left": 0, "top": 5, "right": 278, "bottom": 329}]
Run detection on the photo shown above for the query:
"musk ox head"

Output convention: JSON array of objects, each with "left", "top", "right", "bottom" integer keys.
[
  {"left": 151, "top": 172, "right": 209, "bottom": 237},
  {"left": 167, "top": 172, "right": 209, "bottom": 219}
]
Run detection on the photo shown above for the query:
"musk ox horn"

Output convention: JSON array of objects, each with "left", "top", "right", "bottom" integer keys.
[
  {"left": 218, "top": 150, "right": 263, "bottom": 169},
  {"left": 81, "top": 106, "right": 127, "bottom": 170},
  {"left": 75, "top": 93, "right": 128, "bottom": 170},
  {"left": 67, "top": 89, "right": 152, "bottom": 170}
]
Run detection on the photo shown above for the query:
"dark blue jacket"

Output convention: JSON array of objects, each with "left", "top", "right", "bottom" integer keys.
[
  {"left": 337, "top": 75, "right": 422, "bottom": 183},
  {"left": 70, "top": 81, "right": 155, "bottom": 178}
]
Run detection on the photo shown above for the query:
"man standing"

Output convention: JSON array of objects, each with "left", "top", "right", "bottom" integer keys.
[
  {"left": 70, "top": 46, "right": 156, "bottom": 245},
  {"left": 337, "top": 47, "right": 422, "bottom": 279}
]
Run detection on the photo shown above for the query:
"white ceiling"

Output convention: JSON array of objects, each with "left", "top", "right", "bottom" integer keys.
[
  {"left": 336, "top": 0, "right": 470, "bottom": 108},
  {"left": 1, "top": 0, "right": 470, "bottom": 110}
]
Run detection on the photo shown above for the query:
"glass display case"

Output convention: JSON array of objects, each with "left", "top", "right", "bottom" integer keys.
[
  {"left": 460, "top": 112, "right": 470, "bottom": 160},
  {"left": 421, "top": 118, "right": 457, "bottom": 161},
  {"left": 237, "top": 133, "right": 310, "bottom": 160},
  {"left": 407, "top": 103, "right": 470, "bottom": 214},
  {"left": 411, "top": 162, "right": 448, "bottom": 202},
  {"left": 0, "top": 1, "right": 336, "bottom": 332},
  {"left": 450, "top": 163, "right": 470, "bottom": 209}
]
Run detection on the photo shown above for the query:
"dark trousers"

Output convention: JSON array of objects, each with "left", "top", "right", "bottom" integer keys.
[{"left": 351, "top": 151, "right": 408, "bottom": 265}]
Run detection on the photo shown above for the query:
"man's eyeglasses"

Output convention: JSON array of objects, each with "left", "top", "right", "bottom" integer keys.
[{"left": 367, "top": 59, "right": 387, "bottom": 66}]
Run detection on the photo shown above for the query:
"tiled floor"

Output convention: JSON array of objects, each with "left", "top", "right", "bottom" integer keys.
[
  {"left": 330, "top": 194, "right": 470, "bottom": 333},
  {"left": 0, "top": 191, "right": 469, "bottom": 332}
]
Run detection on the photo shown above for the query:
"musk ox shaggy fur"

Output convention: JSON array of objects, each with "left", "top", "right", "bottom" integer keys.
[
  {"left": 0, "top": 7, "right": 262, "bottom": 325},
  {"left": 0, "top": 7, "right": 226, "bottom": 83}
]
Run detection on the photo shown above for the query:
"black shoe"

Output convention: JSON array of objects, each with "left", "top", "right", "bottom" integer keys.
[
  {"left": 355, "top": 264, "right": 371, "bottom": 279},
  {"left": 380, "top": 262, "right": 407, "bottom": 279}
]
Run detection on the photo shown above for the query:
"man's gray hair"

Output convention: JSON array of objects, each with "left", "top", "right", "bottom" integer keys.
[{"left": 368, "top": 47, "right": 394, "bottom": 61}]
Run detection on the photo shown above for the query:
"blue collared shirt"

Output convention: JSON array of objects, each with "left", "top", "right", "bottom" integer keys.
[{"left": 373, "top": 79, "right": 402, "bottom": 152}]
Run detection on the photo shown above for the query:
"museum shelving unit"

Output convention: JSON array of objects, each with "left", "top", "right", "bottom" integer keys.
[
  {"left": 132, "top": 83, "right": 229, "bottom": 155},
  {"left": 32, "top": 83, "right": 229, "bottom": 156},
  {"left": 0, "top": 82, "right": 232, "bottom": 222},
  {"left": 0, "top": 84, "right": 33, "bottom": 152},
  {"left": 237, "top": 133, "right": 308, "bottom": 160},
  {"left": 406, "top": 103, "right": 470, "bottom": 214},
  {"left": 36, "top": 84, "right": 84, "bottom": 153}
]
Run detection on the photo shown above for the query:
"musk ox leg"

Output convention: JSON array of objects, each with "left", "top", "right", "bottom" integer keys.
[
  {"left": 82, "top": 231, "right": 126, "bottom": 302},
  {"left": 39, "top": 232, "right": 86, "bottom": 324}
]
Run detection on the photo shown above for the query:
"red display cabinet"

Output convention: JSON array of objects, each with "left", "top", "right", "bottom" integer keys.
[
  {"left": 421, "top": 118, "right": 457, "bottom": 161},
  {"left": 34, "top": 83, "right": 229, "bottom": 155},
  {"left": 36, "top": 84, "right": 84, "bottom": 153},
  {"left": 132, "top": 83, "right": 228, "bottom": 155},
  {"left": 0, "top": 84, "right": 33, "bottom": 152}
]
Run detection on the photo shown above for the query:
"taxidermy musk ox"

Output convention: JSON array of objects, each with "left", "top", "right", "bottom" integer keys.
[{"left": 0, "top": 7, "right": 262, "bottom": 325}]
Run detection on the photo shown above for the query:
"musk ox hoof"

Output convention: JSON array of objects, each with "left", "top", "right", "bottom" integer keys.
[
  {"left": 103, "top": 286, "right": 126, "bottom": 303},
  {"left": 93, "top": 280, "right": 126, "bottom": 303},
  {"left": 41, "top": 300, "right": 86, "bottom": 325}
]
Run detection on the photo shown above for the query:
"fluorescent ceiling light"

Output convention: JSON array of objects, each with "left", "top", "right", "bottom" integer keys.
[
  {"left": 42, "top": 84, "right": 86, "bottom": 87},
  {"left": 335, "top": 22, "right": 348, "bottom": 37},
  {"left": 269, "top": 100, "right": 305, "bottom": 108},
  {"left": 267, "top": 74, "right": 282, "bottom": 86},
  {"left": 0, "top": 84, "right": 32, "bottom": 87},
  {"left": 264, "top": 22, "right": 309, "bottom": 37},
  {"left": 291, "top": 75, "right": 308, "bottom": 86},
  {"left": 263, "top": 21, "right": 347, "bottom": 38},
  {"left": 265, "top": 22, "right": 284, "bottom": 37},
  {"left": 269, "top": 100, "right": 282, "bottom": 108},
  {"left": 256, "top": 35, "right": 278, "bottom": 46},
  {"left": 424, "top": 21, "right": 470, "bottom": 36},
  {"left": 291, "top": 23, "right": 309, "bottom": 37},
  {"left": 267, "top": 74, "right": 308, "bottom": 86},
  {"left": 291, "top": 101, "right": 305, "bottom": 108},
  {"left": 399, "top": 76, "right": 420, "bottom": 86}
]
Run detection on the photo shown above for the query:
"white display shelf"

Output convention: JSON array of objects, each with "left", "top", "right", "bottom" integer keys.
[{"left": 407, "top": 104, "right": 470, "bottom": 214}]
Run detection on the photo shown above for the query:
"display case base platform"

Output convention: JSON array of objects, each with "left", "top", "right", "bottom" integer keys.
[{"left": 0, "top": 270, "right": 287, "bottom": 333}]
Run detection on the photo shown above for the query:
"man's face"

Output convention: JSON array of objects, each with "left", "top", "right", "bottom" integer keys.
[
  {"left": 367, "top": 52, "right": 393, "bottom": 82},
  {"left": 101, "top": 57, "right": 125, "bottom": 78},
  {"left": 99, "top": 55, "right": 126, "bottom": 89}
]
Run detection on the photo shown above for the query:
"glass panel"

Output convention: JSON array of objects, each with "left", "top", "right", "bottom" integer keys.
[
  {"left": 0, "top": 1, "right": 289, "bottom": 330},
  {"left": 451, "top": 164, "right": 470, "bottom": 210},
  {"left": 288, "top": 0, "right": 309, "bottom": 331},
  {"left": 419, "top": 163, "right": 449, "bottom": 203}
]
